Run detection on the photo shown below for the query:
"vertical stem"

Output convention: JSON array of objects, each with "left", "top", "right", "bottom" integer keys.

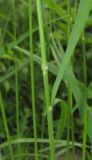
[
  {"left": 29, "top": 0, "right": 38, "bottom": 160},
  {"left": 66, "top": 0, "right": 71, "bottom": 159},
  {"left": 67, "top": 0, "right": 76, "bottom": 160},
  {"left": 40, "top": 101, "right": 46, "bottom": 160},
  {"left": 13, "top": 0, "right": 16, "bottom": 40},
  {"left": 82, "top": 31, "right": 87, "bottom": 84},
  {"left": 40, "top": 114, "right": 45, "bottom": 160},
  {"left": 82, "top": 106, "right": 88, "bottom": 160},
  {"left": 66, "top": 105, "right": 70, "bottom": 160},
  {"left": 0, "top": 151, "right": 3, "bottom": 160},
  {"left": 36, "top": 0, "right": 55, "bottom": 159},
  {"left": 15, "top": 61, "right": 19, "bottom": 138},
  {"left": 89, "top": 143, "right": 92, "bottom": 160},
  {"left": 67, "top": 0, "right": 71, "bottom": 39},
  {"left": 15, "top": 58, "right": 20, "bottom": 143},
  {"left": 71, "top": 114, "right": 76, "bottom": 159},
  {"left": 74, "top": 0, "right": 78, "bottom": 16},
  {"left": 13, "top": 0, "right": 20, "bottom": 150},
  {"left": 0, "top": 93, "right": 14, "bottom": 160},
  {"left": 82, "top": 29, "right": 87, "bottom": 160},
  {"left": 0, "top": 151, "right": 2, "bottom": 159}
]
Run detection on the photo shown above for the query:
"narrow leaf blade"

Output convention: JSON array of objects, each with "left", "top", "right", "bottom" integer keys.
[{"left": 51, "top": 0, "right": 92, "bottom": 103}]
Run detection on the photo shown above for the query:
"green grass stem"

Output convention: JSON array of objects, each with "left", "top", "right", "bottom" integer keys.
[
  {"left": 82, "top": 106, "right": 88, "bottom": 160},
  {"left": 0, "top": 93, "right": 14, "bottom": 160},
  {"left": 36, "top": 0, "right": 55, "bottom": 159},
  {"left": 82, "top": 31, "right": 87, "bottom": 84},
  {"left": 13, "top": 0, "right": 20, "bottom": 156},
  {"left": 29, "top": 0, "right": 38, "bottom": 160},
  {"left": 67, "top": 1, "right": 75, "bottom": 159},
  {"left": 66, "top": 0, "right": 71, "bottom": 159}
]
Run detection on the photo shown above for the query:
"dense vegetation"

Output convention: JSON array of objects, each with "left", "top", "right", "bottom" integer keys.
[{"left": 0, "top": 0, "right": 92, "bottom": 159}]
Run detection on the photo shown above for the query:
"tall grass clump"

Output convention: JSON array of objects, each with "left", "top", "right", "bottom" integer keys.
[{"left": 1, "top": 0, "right": 92, "bottom": 160}]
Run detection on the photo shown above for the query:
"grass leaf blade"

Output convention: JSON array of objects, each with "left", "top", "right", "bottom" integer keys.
[{"left": 51, "top": 0, "right": 92, "bottom": 103}]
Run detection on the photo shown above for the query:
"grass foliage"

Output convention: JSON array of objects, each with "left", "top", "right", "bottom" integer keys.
[{"left": 0, "top": 0, "right": 92, "bottom": 159}]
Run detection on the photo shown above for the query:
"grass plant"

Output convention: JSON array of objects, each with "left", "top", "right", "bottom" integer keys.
[{"left": 0, "top": 0, "right": 92, "bottom": 159}]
